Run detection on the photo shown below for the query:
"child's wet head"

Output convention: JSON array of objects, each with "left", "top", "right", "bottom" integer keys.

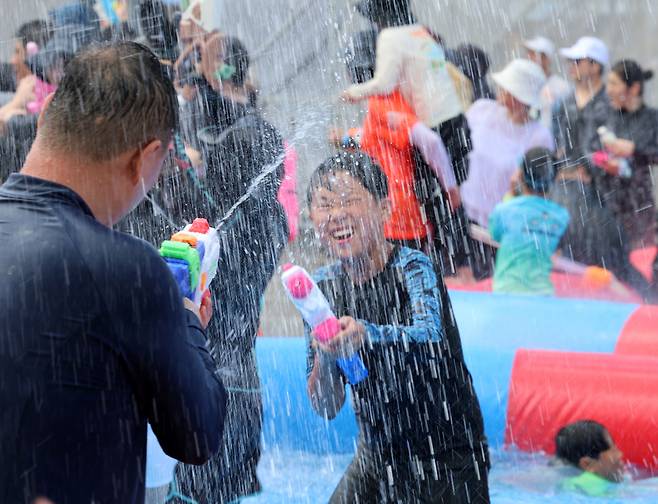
[{"left": 308, "top": 151, "right": 390, "bottom": 261}]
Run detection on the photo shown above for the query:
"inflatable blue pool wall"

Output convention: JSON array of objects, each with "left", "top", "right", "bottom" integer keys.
[{"left": 257, "top": 291, "right": 637, "bottom": 453}]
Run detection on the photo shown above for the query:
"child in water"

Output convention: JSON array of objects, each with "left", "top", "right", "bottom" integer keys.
[
  {"left": 304, "top": 151, "right": 489, "bottom": 503},
  {"left": 488, "top": 148, "right": 569, "bottom": 295},
  {"left": 555, "top": 420, "right": 625, "bottom": 497}
]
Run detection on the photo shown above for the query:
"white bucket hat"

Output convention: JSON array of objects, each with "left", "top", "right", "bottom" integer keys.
[
  {"left": 524, "top": 36, "right": 555, "bottom": 57},
  {"left": 181, "top": 0, "right": 225, "bottom": 33},
  {"left": 559, "top": 36, "right": 609, "bottom": 67},
  {"left": 491, "top": 59, "right": 547, "bottom": 109}
]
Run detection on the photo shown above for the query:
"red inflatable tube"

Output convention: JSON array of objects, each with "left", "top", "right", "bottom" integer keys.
[
  {"left": 506, "top": 349, "right": 658, "bottom": 470},
  {"left": 615, "top": 306, "right": 658, "bottom": 356}
]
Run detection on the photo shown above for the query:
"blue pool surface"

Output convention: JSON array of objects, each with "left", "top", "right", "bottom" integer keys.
[
  {"left": 257, "top": 292, "right": 636, "bottom": 456},
  {"left": 249, "top": 292, "right": 652, "bottom": 502},
  {"left": 243, "top": 448, "right": 658, "bottom": 503},
  {"left": 149, "top": 292, "right": 654, "bottom": 501}
]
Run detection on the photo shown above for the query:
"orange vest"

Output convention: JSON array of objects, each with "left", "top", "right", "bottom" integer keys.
[{"left": 360, "top": 91, "right": 430, "bottom": 241}]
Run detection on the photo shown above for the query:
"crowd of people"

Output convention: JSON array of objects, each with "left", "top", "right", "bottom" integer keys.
[
  {"left": 0, "top": 0, "right": 656, "bottom": 502},
  {"left": 339, "top": 5, "right": 658, "bottom": 299}
]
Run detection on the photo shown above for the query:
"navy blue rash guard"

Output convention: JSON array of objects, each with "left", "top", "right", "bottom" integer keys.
[
  {"left": 306, "top": 246, "right": 487, "bottom": 460},
  {"left": 0, "top": 174, "right": 227, "bottom": 504}
]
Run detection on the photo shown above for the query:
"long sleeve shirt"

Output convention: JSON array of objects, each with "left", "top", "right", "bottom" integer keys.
[
  {"left": 410, "top": 121, "right": 457, "bottom": 190},
  {"left": 0, "top": 174, "right": 227, "bottom": 504},
  {"left": 305, "top": 247, "right": 486, "bottom": 458},
  {"left": 591, "top": 104, "right": 658, "bottom": 245}
]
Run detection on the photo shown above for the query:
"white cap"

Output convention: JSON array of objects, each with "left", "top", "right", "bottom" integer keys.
[
  {"left": 181, "top": 0, "right": 224, "bottom": 33},
  {"left": 524, "top": 36, "right": 555, "bottom": 57},
  {"left": 492, "top": 59, "right": 547, "bottom": 109},
  {"left": 559, "top": 36, "right": 609, "bottom": 67}
]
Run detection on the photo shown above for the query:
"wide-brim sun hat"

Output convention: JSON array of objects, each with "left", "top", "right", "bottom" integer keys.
[
  {"left": 559, "top": 36, "right": 609, "bottom": 67},
  {"left": 491, "top": 58, "right": 547, "bottom": 109}
]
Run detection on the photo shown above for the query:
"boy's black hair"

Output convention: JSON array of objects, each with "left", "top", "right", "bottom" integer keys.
[
  {"left": 521, "top": 147, "right": 556, "bottom": 195},
  {"left": 307, "top": 150, "right": 389, "bottom": 206},
  {"left": 555, "top": 420, "right": 612, "bottom": 467}
]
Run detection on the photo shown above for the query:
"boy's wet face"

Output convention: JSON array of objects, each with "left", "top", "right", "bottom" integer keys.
[
  {"left": 309, "top": 171, "right": 388, "bottom": 261},
  {"left": 594, "top": 434, "right": 625, "bottom": 482},
  {"left": 584, "top": 432, "right": 625, "bottom": 482}
]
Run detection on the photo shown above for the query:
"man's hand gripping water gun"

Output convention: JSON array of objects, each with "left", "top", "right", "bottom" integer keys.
[
  {"left": 281, "top": 264, "right": 368, "bottom": 385},
  {"left": 160, "top": 218, "right": 220, "bottom": 327}
]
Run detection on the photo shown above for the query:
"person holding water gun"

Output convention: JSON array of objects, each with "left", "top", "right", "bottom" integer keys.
[
  {"left": 303, "top": 151, "right": 489, "bottom": 503},
  {"left": 165, "top": 34, "right": 288, "bottom": 504},
  {"left": 0, "top": 42, "right": 226, "bottom": 504}
]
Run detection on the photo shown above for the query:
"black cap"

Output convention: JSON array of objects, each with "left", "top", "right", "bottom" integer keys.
[{"left": 522, "top": 147, "right": 556, "bottom": 193}]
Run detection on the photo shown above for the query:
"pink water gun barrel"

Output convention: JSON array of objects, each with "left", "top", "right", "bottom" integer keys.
[{"left": 281, "top": 263, "right": 368, "bottom": 384}]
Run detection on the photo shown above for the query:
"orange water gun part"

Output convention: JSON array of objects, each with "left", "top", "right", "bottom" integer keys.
[{"left": 582, "top": 266, "right": 613, "bottom": 290}]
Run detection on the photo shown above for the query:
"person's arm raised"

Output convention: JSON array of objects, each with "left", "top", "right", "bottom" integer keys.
[{"left": 343, "top": 30, "right": 401, "bottom": 101}]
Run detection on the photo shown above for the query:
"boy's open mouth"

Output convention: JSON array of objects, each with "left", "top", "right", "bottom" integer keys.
[{"left": 330, "top": 226, "right": 354, "bottom": 243}]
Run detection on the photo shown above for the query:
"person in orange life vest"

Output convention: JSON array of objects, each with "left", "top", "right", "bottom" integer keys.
[{"left": 346, "top": 30, "right": 458, "bottom": 250}]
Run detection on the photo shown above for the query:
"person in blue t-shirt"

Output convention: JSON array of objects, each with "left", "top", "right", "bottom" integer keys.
[{"left": 489, "top": 147, "right": 569, "bottom": 294}]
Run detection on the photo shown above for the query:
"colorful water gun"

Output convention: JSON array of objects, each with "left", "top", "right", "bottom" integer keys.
[
  {"left": 281, "top": 263, "right": 368, "bottom": 385},
  {"left": 593, "top": 127, "right": 632, "bottom": 178},
  {"left": 160, "top": 218, "right": 220, "bottom": 306}
]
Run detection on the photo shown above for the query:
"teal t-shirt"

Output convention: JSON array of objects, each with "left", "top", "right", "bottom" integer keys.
[{"left": 489, "top": 195, "right": 569, "bottom": 295}]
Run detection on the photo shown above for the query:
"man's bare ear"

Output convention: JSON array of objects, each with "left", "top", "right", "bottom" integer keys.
[
  {"left": 126, "top": 139, "right": 163, "bottom": 185},
  {"left": 578, "top": 456, "right": 596, "bottom": 472},
  {"left": 37, "top": 93, "right": 55, "bottom": 129}
]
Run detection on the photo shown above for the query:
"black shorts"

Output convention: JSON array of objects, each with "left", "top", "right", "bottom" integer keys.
[{"left": 329, "top": 438, "right": 491, "bottom": 504}]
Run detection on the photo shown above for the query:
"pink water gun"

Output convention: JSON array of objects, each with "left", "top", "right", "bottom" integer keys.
[{"left": 281, "top": 263, "right": 368, "bottom": 384}]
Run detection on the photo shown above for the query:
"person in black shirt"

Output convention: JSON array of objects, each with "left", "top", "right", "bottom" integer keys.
[
  {"left": 551, "top": 38, "right": 649, "bottom": 297},
  {"left": 305, "top": 151, "right": 489, "bottom": 503},
  {"left": 122, "top": 34, "right": 288, "bottom": 503},
  {"left": 0, "top": 42, "right": 227, "bottom": 504}
]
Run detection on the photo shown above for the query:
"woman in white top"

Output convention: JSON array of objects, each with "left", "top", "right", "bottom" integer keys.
[
  {"left": 342, "top": 0, "right": 463, "bottom": 129},
  {"left": 461, "top": 59, "right": 555, "bottom": 228}
]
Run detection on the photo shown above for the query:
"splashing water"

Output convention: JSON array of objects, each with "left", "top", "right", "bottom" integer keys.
[{"left": 213, "top": 148, "right": 287, "bottom": 229}]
